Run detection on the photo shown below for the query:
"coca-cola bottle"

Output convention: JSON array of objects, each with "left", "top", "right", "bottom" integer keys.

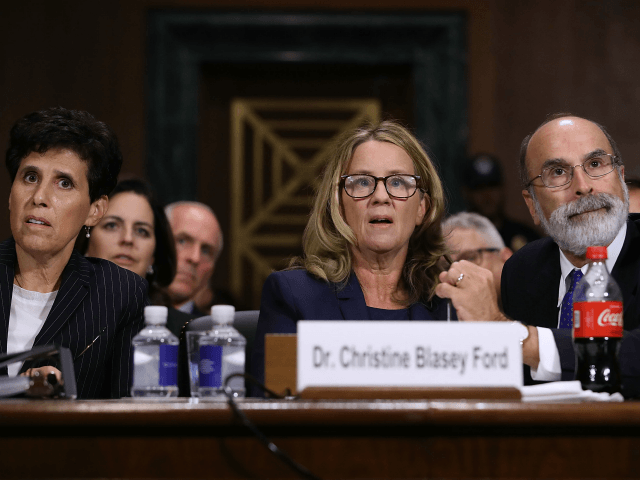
[{"left": 572, "top": 246, "right": 623, "bottom": 393}]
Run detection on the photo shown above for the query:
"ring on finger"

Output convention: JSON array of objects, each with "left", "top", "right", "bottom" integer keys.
[{"left": 455, "top": 272, "right": 465, "bottom": 287}]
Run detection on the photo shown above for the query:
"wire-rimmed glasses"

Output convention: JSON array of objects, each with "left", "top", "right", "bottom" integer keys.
[{"left": 526, "top": 154, "right": 620, "bottom": 188}]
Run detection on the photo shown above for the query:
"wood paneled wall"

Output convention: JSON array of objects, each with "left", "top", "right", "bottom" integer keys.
[{"left": 1, "top": 0, "right": 639, "bottom": 241}]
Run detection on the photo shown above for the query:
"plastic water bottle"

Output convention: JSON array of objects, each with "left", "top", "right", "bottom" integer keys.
[
  {"left": 196, "top": 305, "right": 246, "bottom": 398},
  {"left": 131, "top": 306, "right": 179, "bottom": 397}
]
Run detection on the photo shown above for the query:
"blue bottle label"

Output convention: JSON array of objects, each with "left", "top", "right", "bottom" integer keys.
[
  {"left": 199, "top": 345, "right": 223, "bottom": 388},
  {"left": 159, "top": 344, "right": 178, "bottom": 386}
]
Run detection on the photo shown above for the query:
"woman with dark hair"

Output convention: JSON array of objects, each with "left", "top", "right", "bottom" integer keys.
[
  {"left": 2, "top": 106, "right": 146, "bottom": 398},
  {"left": 81, "top": 179, "right": 175, "bottom": 299},
  {"left": 80, "top": 179, "right": 192, "bottom": 336},
  {"left": 251, "top": 120, "right": 456, "bottom": 390}
]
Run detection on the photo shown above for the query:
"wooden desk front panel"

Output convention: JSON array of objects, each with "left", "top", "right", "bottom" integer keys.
[{"left": 1, "top": 400, "right": 639, "bottom": 479}]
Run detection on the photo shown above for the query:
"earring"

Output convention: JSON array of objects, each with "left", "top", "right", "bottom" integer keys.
[
  {"left": 147, "top": 264, "right": 154, "bottom": 275},
  {"left": 85, "top": 226, "right": 91, "bottom": 238}
]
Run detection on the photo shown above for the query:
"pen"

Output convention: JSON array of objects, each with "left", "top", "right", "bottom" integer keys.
[{"left": 76, "top": 326, "right": 108, "bottom": 359}]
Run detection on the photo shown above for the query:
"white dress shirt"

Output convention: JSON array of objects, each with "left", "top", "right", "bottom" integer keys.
[{"left": 531, "top": 223, "right": 627, "bottom": 380}]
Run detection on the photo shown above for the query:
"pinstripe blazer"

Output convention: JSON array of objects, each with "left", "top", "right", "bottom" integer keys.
[{"left": 0, "top": 238, "right": 147, "bottom": 399}]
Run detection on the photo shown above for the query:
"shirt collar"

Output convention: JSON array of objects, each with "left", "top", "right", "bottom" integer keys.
[
  {"left": 178, "top": 300, "right": 195, "bottom": 314},
  {"left": 557, "top": 222, "right": 627, "bottom": 307}
]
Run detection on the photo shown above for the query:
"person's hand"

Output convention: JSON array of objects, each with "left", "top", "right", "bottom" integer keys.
[
  {"left": 521, "top": 325, "right": 540, "bottom": 370},
  {"left": 435, "top": 260, "right": 508, "bottom": 322},
  {"left": 22, "top": 366, "right": 62, "bottom": 383},
  {"left": 21, "top": 367, "right": 63, "bottom": 397}
]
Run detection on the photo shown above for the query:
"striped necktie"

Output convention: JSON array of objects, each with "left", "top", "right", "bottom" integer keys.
[{"left": 559, "top": 269, "right": 584, "bottom": 329}]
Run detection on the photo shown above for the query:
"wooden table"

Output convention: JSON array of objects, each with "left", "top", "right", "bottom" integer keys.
[{"left": 1, "top": 398, "right": 639, "bottom": 479}]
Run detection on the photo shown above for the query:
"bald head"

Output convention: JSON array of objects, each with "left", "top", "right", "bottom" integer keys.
[
  {"left": 519, "top": 114, "right": 622, "bottom": 188},
  {"left": 520, "top": 115, "right": 628, "bottom": 263},
  {"left": 165, "top": 202, "right": 223, "bottom": 308},
  {"left": 165, "top": 201, "right": 223, "bottom": 251}
]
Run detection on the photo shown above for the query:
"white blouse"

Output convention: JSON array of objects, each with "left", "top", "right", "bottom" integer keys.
[{"left": 6, "top": 285, "right": 58, "bottom": 376}]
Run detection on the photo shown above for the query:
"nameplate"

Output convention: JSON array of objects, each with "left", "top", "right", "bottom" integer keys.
[{"left": 297, "top": 321, "right": 523, "bottom": 390}]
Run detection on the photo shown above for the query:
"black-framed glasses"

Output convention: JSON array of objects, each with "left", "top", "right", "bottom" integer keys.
[
  {"left": 526, "top": 154, "right": 620, "bottom": 188},
  {"left": 452, "top": 248, "right": 499, "bottom": 265},
  {"left": 340, "top": 174, "right": 421, "bottom": 199}
]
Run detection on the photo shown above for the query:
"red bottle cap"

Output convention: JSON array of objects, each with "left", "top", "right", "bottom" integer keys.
[{"left": 586, "top": 246, "right": 607, "bottom": 260}]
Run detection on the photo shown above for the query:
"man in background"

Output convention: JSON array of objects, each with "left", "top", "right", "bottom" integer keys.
[
  {"left": 165, "top": 201, "right": 223, "bottom": 316},
  {"left": 443, "top": 212, "right": 512, "bottom": 306},
  {"left": 462, "top": 153, "right": 540, "bottom": 251}
]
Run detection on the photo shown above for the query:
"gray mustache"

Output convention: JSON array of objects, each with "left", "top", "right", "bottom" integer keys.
[{"left": 560, "top": 193, "right": 614, "bottom": 218}]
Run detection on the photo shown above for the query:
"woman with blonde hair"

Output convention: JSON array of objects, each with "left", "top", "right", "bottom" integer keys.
[{"left": 251, "top": 120, "right": 455, "bottom": 389}]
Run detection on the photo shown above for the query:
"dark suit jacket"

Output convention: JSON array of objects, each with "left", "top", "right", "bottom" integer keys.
[
  {"left": 0, "top": 238, "right": 147, "bottom": 399},
  {"left": 250, "top": 269, "right": 454, "bottom": 395},
  {"left": 166, "top": 307, "right": 196, "bottom": 339},
  {"left": 501, "top": 216, "right": 640, "bottom": 395}
]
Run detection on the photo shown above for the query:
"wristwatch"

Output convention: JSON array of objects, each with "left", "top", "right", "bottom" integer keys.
[{"left": 513, "top": 322, "right": 530, "bottom": 346}]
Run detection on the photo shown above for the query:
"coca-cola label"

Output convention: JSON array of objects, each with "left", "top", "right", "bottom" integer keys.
[{"left": 573, "top": 301, "right": 623, "bottom": 338}]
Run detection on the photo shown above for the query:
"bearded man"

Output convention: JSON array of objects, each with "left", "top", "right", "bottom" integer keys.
[{"left": 436, "top": 114, "right": 640, "bottom": 395}]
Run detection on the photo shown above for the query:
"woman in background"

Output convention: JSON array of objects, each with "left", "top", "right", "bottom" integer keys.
[{"left": 81, "top": 179, "right": 192, "bottom": 336}]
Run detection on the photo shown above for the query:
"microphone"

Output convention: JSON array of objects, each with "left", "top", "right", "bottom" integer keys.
[{"left": 0, "top": 345, "right": 77, "bottom": 399}]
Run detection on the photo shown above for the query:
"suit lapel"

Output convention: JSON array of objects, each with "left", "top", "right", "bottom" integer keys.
[
  {"left": 34, "top": 250, "right": 90, "bottom": 346},
  {"left": 529, "top": 242, "right": 561, "bottom": 328},
  {"left": 0, "top": 239, "right": 17, "bottom": 358},
  {"left": 612, "top": 219, "right": 640, "bottom": 329},
  {"left": 336, "top": 273, "right": 370, "bottom": 320}
]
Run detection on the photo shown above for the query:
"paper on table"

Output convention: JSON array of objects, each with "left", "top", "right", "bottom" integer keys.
[{"left": 519, "top": 380, "right": 624, "bottom": 402}]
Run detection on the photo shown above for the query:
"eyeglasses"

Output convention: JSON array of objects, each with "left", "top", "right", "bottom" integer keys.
[
  {"left": 340, "top": 174, "right": 421, "bottom": 199},
  {"left": 452, "top": 248, "right": 499, "bottom": 265},
  {"left": 526, "top": 154, "right": 620, "bottom": 188}
]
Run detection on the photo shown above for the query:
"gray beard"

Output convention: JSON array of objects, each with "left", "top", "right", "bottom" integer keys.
[{"left": 532, "top": 184, "right": 629, "bottom": 257}]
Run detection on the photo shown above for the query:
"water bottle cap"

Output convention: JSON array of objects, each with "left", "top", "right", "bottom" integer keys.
[
  {"left": 144, "top": 305, "right": 168, "bottom": 325},
  {"left": 211, "top": 304, "right": 235, "bottom": 325},
  {"left": 586, "top": 246, "right": 607, "bottom": 260}
]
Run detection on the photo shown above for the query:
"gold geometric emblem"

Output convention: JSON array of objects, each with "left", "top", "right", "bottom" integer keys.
[{"left": 229, "top": 98, "right": 381, "bottom": 308}]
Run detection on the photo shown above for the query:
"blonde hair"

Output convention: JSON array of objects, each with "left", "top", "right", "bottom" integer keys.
[{"left": 293, "top": 120, "right": 448, "bottom": 305}]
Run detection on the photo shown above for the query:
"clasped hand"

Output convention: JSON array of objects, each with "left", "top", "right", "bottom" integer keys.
[{"left": 435, "top": 260, "right": 507, "bottom": 322}]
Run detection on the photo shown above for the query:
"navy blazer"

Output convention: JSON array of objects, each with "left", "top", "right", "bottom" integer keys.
[
  {"left": 251, "top": 269, "right": 453, "bottom": 393},
  {"left": 501, "top": 216, "right": 640, "bottom": 396},
  {"left": 0, "top": 238, "right": 147, "bottom": 398}
]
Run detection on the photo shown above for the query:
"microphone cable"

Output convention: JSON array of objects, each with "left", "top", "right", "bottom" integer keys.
[{"left": 223, "top": 374, "right": 321, "bottom": 480}]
